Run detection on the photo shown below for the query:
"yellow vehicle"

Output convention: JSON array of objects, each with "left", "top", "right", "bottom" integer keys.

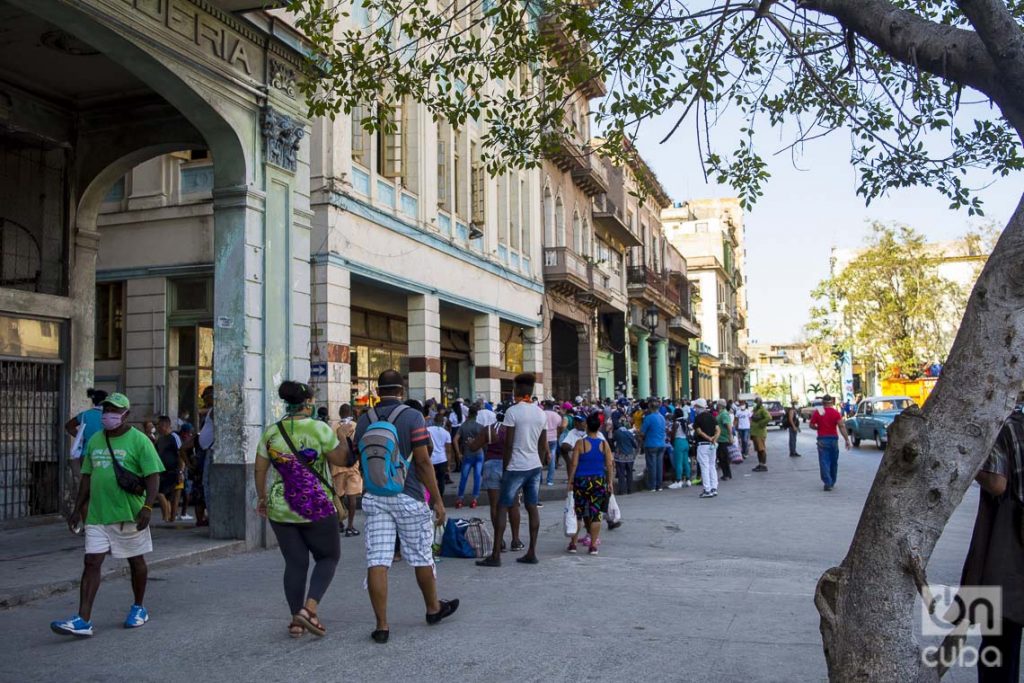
[{"left": 880, "top": 377, "right": 937, "bottom": 405}]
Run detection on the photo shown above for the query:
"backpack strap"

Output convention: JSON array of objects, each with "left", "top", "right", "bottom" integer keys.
[
  {"left": 367, "top": 406, "right": 380, "bottom": 424},
  {"left": 385, "top": 404, "right": 409, "bottom": 424}
]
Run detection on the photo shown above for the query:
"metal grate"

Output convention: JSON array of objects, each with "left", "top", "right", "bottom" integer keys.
[{"left": 0, "top": 360, "right": 62, "bottom": 520}]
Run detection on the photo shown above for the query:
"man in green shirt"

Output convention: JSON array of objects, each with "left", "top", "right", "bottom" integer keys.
[
  {"left": 749, "top": 397, "right": 772, "bottom": 472},
  {"left": 716, "top": 400, "right": 733, "bottom": 480},
  {"left": 51, "top": 393, "right": 164, "bottom": 638}
]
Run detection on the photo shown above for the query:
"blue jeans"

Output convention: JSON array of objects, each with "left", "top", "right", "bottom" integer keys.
[
  {"left": 737, "top": 428, "right": 750, "bottom": 456},
  {"left": 817, "top": 437, "right": 840, "bottom": 487},
  {"left": 546, "top": 441, "right": 558, "bottom": 484},
  {"left": 499, "top": 467, "right": 542, "bottom": 507},
  {"left": 672, "top": 438, "right": 690, "bottom": 481},
  {"left": 458, "top": 453, "right": 483, "bottom": 499},
  {"left": 644, "top": 447, "right": 664, "bottom": 490}
]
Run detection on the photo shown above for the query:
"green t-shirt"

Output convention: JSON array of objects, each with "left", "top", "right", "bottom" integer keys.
[
  {"left": 717, "top": 411, "right": 733, "bottom": 443},
  {"left": 81, "top": 427, "right": 164, "bottom": 526},
  {"left": 256, "top": 417, "right": 340, "bottom": 524}
]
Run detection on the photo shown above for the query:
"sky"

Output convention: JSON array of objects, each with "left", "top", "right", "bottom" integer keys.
[{"left": 633, "top": 116, "right": 1021, "bottom": 345}]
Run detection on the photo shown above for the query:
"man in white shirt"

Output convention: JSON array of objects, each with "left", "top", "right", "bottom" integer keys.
[
  {"left": 427, "top": 413, "right": 454, "bottom": 498},
  {"left": 476, "top": 373, "right": 550, "bottom": 568},
  {"left": 735, "top": 401, "right": 752, "bottom": 458},
  {"left": 474, "top": 399, "right": 497, "bottom": 427}
]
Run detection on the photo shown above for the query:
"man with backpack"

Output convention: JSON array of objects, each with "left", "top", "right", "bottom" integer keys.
[{"left": 354, "top": 370, "right": 459, "bottom": 644}]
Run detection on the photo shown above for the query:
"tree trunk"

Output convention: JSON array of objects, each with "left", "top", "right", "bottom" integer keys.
[{"left": 815, "top": 191, "right": 1024, "bottom": 681}]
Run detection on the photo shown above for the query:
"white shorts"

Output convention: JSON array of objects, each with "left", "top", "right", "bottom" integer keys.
[
  {"left": 363, "top": 493, "right": 434, "bottom": 568},
  {"left": 84, "top": 523, "right": 153, "bottom": 559}
]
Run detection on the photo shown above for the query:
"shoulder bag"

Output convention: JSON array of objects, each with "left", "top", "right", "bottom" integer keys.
[{"left": 106, "top": 433, "right": 147, "bottom": 495}]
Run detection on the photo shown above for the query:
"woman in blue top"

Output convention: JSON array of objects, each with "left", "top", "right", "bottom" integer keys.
[{"left": 567, "top": 413, "right": 614, "bottom": 555}]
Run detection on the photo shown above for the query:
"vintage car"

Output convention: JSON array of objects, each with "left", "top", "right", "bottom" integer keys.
[
  {"left": 764, "top": 400, "right": 786, "bottom": 428},
  {"left": 844, "top": 396, "right": 916, "bottom": 449}
]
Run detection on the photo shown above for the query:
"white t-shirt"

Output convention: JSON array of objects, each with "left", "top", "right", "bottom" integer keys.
[
  {"left": 562, "top": 428, "right": 606, "bottom": 450},
  {"left": 476, "top": 408, "right": 497, "bottom": 427},
  {"left": 736, "top": 408, "right": 752, "bottom": 430},
  {"left": 502, "top": 401, "right": 547, "bottom": 471},
  {"left": 427, "top": 425, "right": 451, "bottom": 465}
]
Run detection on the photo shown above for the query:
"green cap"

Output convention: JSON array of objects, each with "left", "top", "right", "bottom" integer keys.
[{"left": 102, "top": 392, "right": 130, "bottom": 410}]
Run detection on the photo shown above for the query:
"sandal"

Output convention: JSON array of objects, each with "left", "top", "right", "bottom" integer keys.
[
  {"left": 510, "top": 540, "right": 525, "bottom": 552},
  {"left": 288, "top": 621, "right": 305, "bottom": 638},
  {"left": 344, "top": 527, "right": 361, "bottom": 537},
  {"left": 294, "top": 608, "right": 326, "bottom": 637}
]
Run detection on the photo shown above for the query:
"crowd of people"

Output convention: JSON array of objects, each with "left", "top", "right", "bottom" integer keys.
[{"left": 48, "top": 371, "right": 1024, "bottom": 680}]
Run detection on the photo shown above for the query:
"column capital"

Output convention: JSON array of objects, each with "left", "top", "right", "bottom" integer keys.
[{"left": 212, "top": 185, "right": 266, "bottom": 210}]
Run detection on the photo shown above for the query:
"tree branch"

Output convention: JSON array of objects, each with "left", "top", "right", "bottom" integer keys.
[{"left": 955, "top": 0, "right": 1024, "bottom": 101}]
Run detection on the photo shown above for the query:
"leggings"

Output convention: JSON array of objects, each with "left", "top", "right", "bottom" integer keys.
[
  {"left": 672, "top": 438, "right": 691, "bottom": 480},
  {"left": 270, "top": 517, "right": 341, "bottom": 615},
  {"left": 458, "top": 453, "right": 483, "bottom": 498},
  {"left": 434, "top": 462, "right": 448, "bottom": 498}
]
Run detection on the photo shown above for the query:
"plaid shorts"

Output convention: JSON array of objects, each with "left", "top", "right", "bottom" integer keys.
[{"left": 363, "top": 493, "right": 434, "bottom": 568}]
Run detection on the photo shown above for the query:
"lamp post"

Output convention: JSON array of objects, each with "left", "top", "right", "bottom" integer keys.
[{"left": 643, "top": 305, "right": 659, "bottom": 333}]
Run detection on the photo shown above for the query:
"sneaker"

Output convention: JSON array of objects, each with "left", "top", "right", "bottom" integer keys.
[
  {"left": 124, "top": 604, "right": 149, "bottom": 629},
  {"left": 711, "top": 489, "right": 718, "bottom": 497},
  {"left": 588, "top": 544, "right": 599, "bottom": 555},
  {"left": 824, "top": 485, "right": 833, "bottom": 492},
  {"left": 699, "top": 491, "right": 714, "bottom": 499},
  {"left": 567, "top": 541, "right": 577, "bottom": 554},
  {"left": 179, "top": 513, "right": 194, "bottom": 521},
  {"left": 454, "top": 499, "right": 464, "bottom": 509},
  {"left": 752, "top": 465, "right": 766, "bottom": 472},
  {"left": 546, "top": 481, "right": 555, "bottom": 486},
  {"left": 50, "top": 615, "right": 93, "bottom": 637},
  {"left": 690, "top": 478, "right": 701, "bottom": 486},
  {"left": 667, "top": 481, "right": 683, "bottom": 490},
  {"left": 684, "top": 480, "right": 692, "bottom": 487},
  {"left": 536, "top": 502, "right": 544, "bottom": 508}
]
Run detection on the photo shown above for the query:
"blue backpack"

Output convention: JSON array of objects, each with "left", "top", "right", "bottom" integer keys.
[
  {"left": 440, "top": 519, "right": 476, "bottom": 558},
  {"left": 359, "top": 405, "right": 412, "bottom": 497}
]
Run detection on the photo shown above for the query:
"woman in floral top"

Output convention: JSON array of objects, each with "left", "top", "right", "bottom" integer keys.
[{"left": 255, "top": 381, "right": 349, "bottom": 638}]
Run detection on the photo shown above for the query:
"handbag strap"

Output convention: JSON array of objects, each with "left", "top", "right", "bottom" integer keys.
[{"left": 275, "top": 421, "right": 337, "bottom": 499}]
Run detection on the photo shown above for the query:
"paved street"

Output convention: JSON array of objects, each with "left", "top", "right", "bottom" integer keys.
[{"left": 1, "top": 430, "right": 983, "bottom": 682}]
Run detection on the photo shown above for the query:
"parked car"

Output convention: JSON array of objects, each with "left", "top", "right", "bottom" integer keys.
[
  {"left": 764, "top": 400, "right": 785, "bottom": 428},
  {"left": 844, "top": 396, "right": 917, "bottom": 449},
  {"left": 800, "top": 398, "right": 823, "bottom": 423}
]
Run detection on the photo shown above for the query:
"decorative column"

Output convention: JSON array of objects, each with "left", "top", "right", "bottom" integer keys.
[
  {"left": 655, "top": 338, "right": 670, "bottom": 399},
  {"left": 623, "top": 313, "right": 633, "bottom": 398},
  {"left": 636, "top": 330, "right": 651, "bottom": 399},
  {"left": 577, "top": 320, "right": 597, "bottom": 400},
  {"left": 473, "top": 312, "right": 502, "bottom": 401},
  {"left": 311, "top": 259, "right": 351, "bottom": 415},
  {"left": 523, "top": 326, "right": 545, "bottom": 398},
  {"left": 407, "top": 293, "right": 441, "bottom": 401}
]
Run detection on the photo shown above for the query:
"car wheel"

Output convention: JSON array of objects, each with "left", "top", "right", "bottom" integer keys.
[{"left": 852, "top": 436, "right": 861, "bottom": 447}]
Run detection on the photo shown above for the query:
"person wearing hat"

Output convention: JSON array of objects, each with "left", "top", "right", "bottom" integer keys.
[
  {"left": 52, "top": 393, "right": 165, "bottom": 638},
  {"left": 809, "top": 395, "right": 852, "bottom": 491},
  {"left": 692, "top": 399, "right": 720, "bottom": 498}
]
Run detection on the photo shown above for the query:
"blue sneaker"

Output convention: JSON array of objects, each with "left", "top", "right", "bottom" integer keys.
[
  {"left": 124, "top": 604, "right": 149, "bottom": 629},
  {"left": 51, "top": 615, "right": 93, "bottom": 637}
]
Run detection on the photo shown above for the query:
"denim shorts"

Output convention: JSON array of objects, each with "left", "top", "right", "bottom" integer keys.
[
  {"left": 499, "top": 467, "right": 542, "bottom": 507},
  {"left": 481, "top": 459, "right": 504, "bottom": 490}
]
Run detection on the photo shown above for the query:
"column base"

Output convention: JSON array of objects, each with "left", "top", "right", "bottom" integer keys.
[{"left": 207, "top": 462, "right": 270, "bottom": 550}]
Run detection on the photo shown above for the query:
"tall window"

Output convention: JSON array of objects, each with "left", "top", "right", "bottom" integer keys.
[
  {"left": 555, "top": 196, "right": 565, "bottom": 247},
  {"left": 470, "top": 141, "right": 485, "bottom": 232},
  {"left": 454, "top": 128, "right": 467, "bottom": 219},
  {"left": 400, "top": 96, "right": 419, "bottom": 193},
  {"left": 351, "top": 105, "right": 370, "bottom": 168},
  {"left": 572, "top": 211, "right": 582, "bottom": 253},
  {"left": 520, "top": 177, "right": 531, "bottom": 256},
  {"left": 497, "top": 175, "right": 508, "bottom": 245},
  {"left": 95, "top": 281, "right": 124, "bottom": 361},
  {"left": 510, "top": 174, "right": 520, "bottom": 250},
  {"left": 437, "top": 121, "right": 451, "bottom": 211},
  {"left": 543, "top": 185, "right": 554, "bottom": 246},
  {"left": 376, "top": 101, "right": 403, "bottom": 180}
]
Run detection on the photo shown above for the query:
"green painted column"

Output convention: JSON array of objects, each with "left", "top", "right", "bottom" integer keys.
[
  {"left": 636, "top": 330, "right": 651, "bottom": 398},
  {"left": 655, "top": 338, "right": 669, "bottom": 398}
]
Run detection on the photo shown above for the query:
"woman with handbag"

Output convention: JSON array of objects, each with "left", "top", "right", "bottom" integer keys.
[
  {"left": 566, "top": 413, "right": 614, "bottom": 555},
  {"left": 255, "top": 381, "right": 350, "bottom": 639}
]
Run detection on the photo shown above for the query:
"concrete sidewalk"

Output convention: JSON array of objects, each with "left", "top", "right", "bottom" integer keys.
[{"left": 0, "top": 521, "right": 244, "bottom": 610}]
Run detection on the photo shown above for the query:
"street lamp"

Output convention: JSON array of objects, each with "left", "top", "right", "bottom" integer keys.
[{"left": 643, "top": 305, "right": 659, "bottom": 333}]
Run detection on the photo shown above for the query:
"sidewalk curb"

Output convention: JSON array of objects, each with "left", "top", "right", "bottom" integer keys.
[{"left": 0, "top": 540, "right": 247, "bottom": 611}]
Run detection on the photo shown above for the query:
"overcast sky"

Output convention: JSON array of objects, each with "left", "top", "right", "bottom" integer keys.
[{"left": 633, "top": 114, "right": 1020, "bottom": 345}]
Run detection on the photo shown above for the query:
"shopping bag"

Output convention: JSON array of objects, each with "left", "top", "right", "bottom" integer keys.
[
  {"left": 728, "top": 441, "right": 743, "bottom": 464},
  {"left": 70, "top": 423, "right": 85, "bottom": 459},
  {"left": 607, "top": 494, "right": 621, "bottom": 524},
  {"left": 440, "top": 519, "right": 476, "bottom": 558},
  {"left": 563, "top": 492, "right": 577, "bottom": 537},
  {"left": 461, "top": 517, "right": 493, "bottom": 558}
]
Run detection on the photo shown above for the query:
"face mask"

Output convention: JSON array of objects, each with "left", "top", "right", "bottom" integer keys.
[
  {"left": 339, "top": 417, "right": 353, "bottom": 424},
  {"left": 102, "top": 411, "right": 125, "bottom": 431}
]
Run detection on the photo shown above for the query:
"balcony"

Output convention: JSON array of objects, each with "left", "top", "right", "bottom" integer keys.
[
  {"left": 592, "top": 194, "right": 641, "bottom": 248},
  {"left": 626, "top": 265, "right": 681, "bottom": 317},
  {"left": 547, "top": 130, "right": 586, "bottom": 174},
  {"left": 539, "top": 14, "right": 607, "bottom": 98},
  {"left": 571, "top": 147, "right": 609, "bottom": 197},
  {"left": 669, "top": 313, "right": 700, "bottom": 338},
  {"left": 543, "top": 246, "right": 590, "bottom": 297},
  {"left": 717, "top": 301, "right": 732, "bottom": 321},
  {"left": 587, "top": 263, "right": 615, "bottom": 306}
]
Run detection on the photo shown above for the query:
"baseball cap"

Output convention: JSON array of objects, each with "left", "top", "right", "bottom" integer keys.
[
  {"left": 693, "top": 398, "right": 708, "bottom": 409},
  {"left": 573, "top": 413, "right": 586, "bottom": 422},
  {"left": 102, "top": 392, "right": 130, "bottom": 410}
]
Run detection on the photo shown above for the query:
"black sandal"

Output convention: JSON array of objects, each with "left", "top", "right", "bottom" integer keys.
[
  {"left": 345, "top": 527, "right": 361, "bottom": 537},
  {"left": 371, "top": 629, "right": 390, "bottom": 644}
]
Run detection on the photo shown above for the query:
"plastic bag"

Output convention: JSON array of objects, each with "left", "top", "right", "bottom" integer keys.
[
  {"left": 563, "top": 492, "right": 577, "bottom": 537},
  {"left": 728, "top": 441, "right": 743, "bottom": 464},
  {"left": 607, "top": 494, "right": 621, "bottom": 524}
]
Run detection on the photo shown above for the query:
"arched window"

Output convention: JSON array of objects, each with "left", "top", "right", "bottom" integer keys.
[
  {"left": 573, "top": 210, "right": 583, "bottom": 253},
  {"left": 555, "top": 195, "right": 565, "bottom": 247},
  {"left": 582, "top": 219, "right": 591, "bottom": 258},
  {"left": 543, "top": 183, "right": 554, "bottom": 246}
]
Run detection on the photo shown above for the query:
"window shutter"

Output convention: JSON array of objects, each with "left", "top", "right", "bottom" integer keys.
[
  {"left": 381, "top": 102, "right": 403, "bottom": 179},
  {"left": 351, "top": 106, "right": 366, "bottom": 160},
  {"left": 471, "top": 164, "right": 485, "bottom": 225},
  {"left": 437, "top": 136, "right": 449, "bottom": 209}
]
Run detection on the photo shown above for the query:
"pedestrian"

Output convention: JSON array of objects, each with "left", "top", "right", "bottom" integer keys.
[
  {"left": 543, "top": 400, "right": 565, "bottom": 486},
  {"left": 612, "top": 421, "right": 637, "bottom": 494},
  {"left": 154, "top": 416, "right": 187, "bottom": 522},
  {"left": 749, "top": 397, "right": 771, "bottom": 472},
  {"left": 566, "top": 413, "right": 614, "bottom": 555},
  {"left": 692, "top": 398, "right": 720, "bottom": 499},
  {"left": 959, "top": 397, "right": 1024, "bottom": 681},
  {"left": 476, "top": 373, "right": 549, "bottom": 567},
  {"left": 196, "top": 385, "right": 214, "bottom": 528},
  {"left": 51, "top": 393, "right": 164, "bottom": 637},
  {"left": 454, "top": 405, "right": 484, "bottom": 509},
  {"left": 255, "top": 381, "right": 347, "bottom": 638},
  {"left": 176, "top": 423, "right": 195, "bottom": 521},
  {"left": 333, "top": 403, "right": 363, "bottom": 537},
  {"left": 715, "top": 399, "right": 734, "bottom": 481},
  {"left": 427, "top": 413, "right": 454, "bottom": 499},
  {"left": 668, "top": 408, "right": 692, "bottom": 488},
  {"left": 641, "top": 398, "right": 667, "bottom": 491},
  {"left": 355, "top": 370, "right": 458, "bottom": 644},
  {"left": 64, "top": 388, "right": 108, "bottom": 522},
  {"left": 735, "top": 400, "right": 752, "bottom": 457},
  {"left": 809, "top": 395, "right": 851, "bottom": 491},
  {"left": 786, "top": 399, "right": 802, "bottom": 457},
  {"left": 464, "top": 415, "right": 524, "bottom": 552}
]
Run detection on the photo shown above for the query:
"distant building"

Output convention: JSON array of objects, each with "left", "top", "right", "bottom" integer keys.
[{"left": 746, "top": 343, "right": 819, "bottom": 403}]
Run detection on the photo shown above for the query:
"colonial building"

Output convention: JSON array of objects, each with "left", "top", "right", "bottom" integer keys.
[{"left": 662, "top": 198, "right": 750, "bottom": 398}]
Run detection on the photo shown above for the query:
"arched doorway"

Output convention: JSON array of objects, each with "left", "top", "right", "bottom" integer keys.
[{"left": 550, "top": 316, "right": 580, "bottom": 400}]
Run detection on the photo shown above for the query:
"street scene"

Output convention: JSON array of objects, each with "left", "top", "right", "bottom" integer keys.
[{"left": 1, "top": 1, "right": 1023, "bottom": 682}]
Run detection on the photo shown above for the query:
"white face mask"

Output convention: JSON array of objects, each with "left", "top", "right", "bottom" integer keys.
[{"left": 339, "top": 417, "right": 353, "bottom": 424}]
